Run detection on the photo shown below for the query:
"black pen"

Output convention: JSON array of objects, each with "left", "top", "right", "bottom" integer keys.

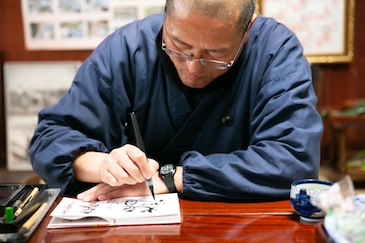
[{"left": 130, "top": 112, "right": 155, "bottom": 200}]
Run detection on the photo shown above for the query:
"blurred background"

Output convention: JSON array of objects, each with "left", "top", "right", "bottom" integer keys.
[{"left": 0, "top": 0, "right": 364, "bottom": 193}]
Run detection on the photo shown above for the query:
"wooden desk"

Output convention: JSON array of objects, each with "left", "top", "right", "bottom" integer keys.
[{"left": 27, "top": 198, "right": 326, "bottom": 243}]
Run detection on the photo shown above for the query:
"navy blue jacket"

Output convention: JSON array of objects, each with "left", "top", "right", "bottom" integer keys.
[{"left": 29, "top": 14, "right": 323, "bottom": 201}]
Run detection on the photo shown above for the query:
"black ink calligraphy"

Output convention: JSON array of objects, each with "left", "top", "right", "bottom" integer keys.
[
  {"left": 122, "top": 199, "right": 165, "bottom": 213},
  {"left": 80, "top": 201, "right": 99, "bottom": 214}
]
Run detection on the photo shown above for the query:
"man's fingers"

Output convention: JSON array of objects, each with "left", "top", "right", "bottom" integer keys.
[
  {"left": 77, "top": 182, "right": 151, "bottom": 202},
  {"left": 123, "top": 145, "right": 153, "bottom": 180},
  {"left": 77, "top": 183, "right": 113, "bottom": 201},
  {"left": 97, "top": 144, "right": 156, "bottom": 188},
  {"left": 110, "top": 147, "right": 146, "bottom": 183},
  {"left": 148, "top": 158, "right": 160, "bottom": 173}
]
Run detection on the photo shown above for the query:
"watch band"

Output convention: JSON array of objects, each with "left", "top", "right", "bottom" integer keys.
[
  {"left": 159, "top": 164, "right": 177, "bottom": 193},
  {"left": 163, "top": 176, "right": 177, "bottom": 193}
]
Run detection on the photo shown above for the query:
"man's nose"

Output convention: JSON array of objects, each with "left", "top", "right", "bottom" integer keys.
[{"left": 186, "top": 58, "right": 205, "bottom": 73}]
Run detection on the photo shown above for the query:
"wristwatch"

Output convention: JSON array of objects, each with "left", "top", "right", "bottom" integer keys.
[{"left": 159, "top": 164, "right": 177, "bottom": 193}]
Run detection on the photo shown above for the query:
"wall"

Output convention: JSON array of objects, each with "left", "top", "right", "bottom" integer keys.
[
  {"left": 317, "top": 1, "right": 365, "bottom": 107},
  {"left": 1, "top": 0, "right": 365, "bottom": 167},
  {"left": 0, "top": 0, "right": 91, "bottom": 167},
  {"left": 315, "top": 1, "right": 365, "bottom": 165}
]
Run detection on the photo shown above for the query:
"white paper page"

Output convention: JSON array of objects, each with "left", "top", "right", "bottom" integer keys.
[{"left": 50, "top": 193, "right": 180, "bottom": 225}]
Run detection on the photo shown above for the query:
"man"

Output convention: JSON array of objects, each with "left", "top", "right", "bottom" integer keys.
[{"left": 29, "top": 0, "right": 323, "bottom": 202}]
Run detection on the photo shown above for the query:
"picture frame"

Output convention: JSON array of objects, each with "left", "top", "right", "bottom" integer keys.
[
  {"left": 21, "top": 0, "right": 165, "bottom": 50},
  {"left": 4, "top": 61, "right": 81, "bottom": 170},
  {"left": 257, "top": 0, "right": 355, "bottom": 64}
]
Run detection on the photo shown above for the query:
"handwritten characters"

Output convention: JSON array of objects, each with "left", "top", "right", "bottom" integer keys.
[
  {"left": 53, "top": 196, "right": 170, "bottom": 220},
  {"left": 122, "top": 199, "right": 165, "bottom": 213},
  {"left": 79, "top": 201, "right": 99, "bottom": 214},
  {"left": 62, "top": 201, "right": 75, "bottom": 214}
]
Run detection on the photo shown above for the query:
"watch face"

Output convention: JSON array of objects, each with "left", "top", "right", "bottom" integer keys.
[{"left": 161, "top": 164, "right": 175, "bottom": 175}]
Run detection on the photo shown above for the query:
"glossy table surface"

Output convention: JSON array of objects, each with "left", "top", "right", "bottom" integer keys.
[{"left": 28, "top": 198, "right": 326, "bottom": 242}]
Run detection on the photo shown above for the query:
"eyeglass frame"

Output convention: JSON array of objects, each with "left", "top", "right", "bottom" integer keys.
[{"left": 161, "top": 23, "right": 250, "bottom": 70}]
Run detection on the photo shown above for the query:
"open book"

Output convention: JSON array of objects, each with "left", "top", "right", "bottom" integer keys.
[{"left": 48, "top": 193, "right": 181, "bottom": 228}]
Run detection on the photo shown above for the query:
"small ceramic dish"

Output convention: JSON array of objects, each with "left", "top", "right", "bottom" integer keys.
[{"left": 290, "top": 179, "right": 333, "bottom": 222}]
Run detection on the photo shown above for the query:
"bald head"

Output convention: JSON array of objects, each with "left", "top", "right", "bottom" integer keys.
[{"left": 165, "top": 0, "right": 256, "bottom": 33}]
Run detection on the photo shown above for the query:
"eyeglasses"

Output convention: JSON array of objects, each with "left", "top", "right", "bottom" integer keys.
[{"left": 161, "top": 30, "right": 248, "bottom": 70}]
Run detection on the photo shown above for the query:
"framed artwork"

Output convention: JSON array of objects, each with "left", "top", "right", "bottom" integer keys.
[
  {"left": 4, "top": 61, "right": 81, "bottom": 170},
  {"left": 21, "top": 0, "right": 165, "bottom": 50},
  {"left": 257, "top": 0, "right": 355, "bottom": 64}
]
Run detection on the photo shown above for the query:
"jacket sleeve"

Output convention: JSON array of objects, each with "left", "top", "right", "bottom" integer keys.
[
  {"left": 180, "top": 19, "right": 324, "bottom": 201},
  {"left": 28, "top": 34, "right": 133, "bottom": 196}
]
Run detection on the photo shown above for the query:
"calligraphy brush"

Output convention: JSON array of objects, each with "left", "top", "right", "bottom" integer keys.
[{"left": 130, "top": 112, "right": 155, "bottom": 200}]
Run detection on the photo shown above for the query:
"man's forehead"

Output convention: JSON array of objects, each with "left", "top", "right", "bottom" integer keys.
[
  {"left": 170, "top": 0, "right": 242, "bottom": 19},
  {"left": 163, "top": 14, "right": 242, "bottom": 47}
]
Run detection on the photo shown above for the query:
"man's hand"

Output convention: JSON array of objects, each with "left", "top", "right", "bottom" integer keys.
[
  {"left": 73, "top": 144, "right": 159, "bottom": 185},
  {"left": 77, "top": 182, "right": 149, "bottom": 201},
  {"left": 73, "top": 144, "right": 183, "bottom": 201},
  {"left": 77, "top": 165, "right": 183, "bottom": 201},
  {"left": 98, "top": 144, "right": 159, "bottom": 186},
  {"left": 77, "top": 172, "right": 169, "bottom": 201}
]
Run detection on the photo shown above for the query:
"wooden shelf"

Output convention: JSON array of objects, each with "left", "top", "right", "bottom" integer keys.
[{"left": 324, "top": 114, "right": 365, "bottom": 182}]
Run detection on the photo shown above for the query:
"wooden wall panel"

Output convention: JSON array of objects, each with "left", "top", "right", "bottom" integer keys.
[{"left": 0, "top": 53, "right": 4, "bottom": 167}]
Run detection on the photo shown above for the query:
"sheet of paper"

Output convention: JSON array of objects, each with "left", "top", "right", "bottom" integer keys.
[{"left": 48, "top": 193, "right": 181, "bottom": 228}]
